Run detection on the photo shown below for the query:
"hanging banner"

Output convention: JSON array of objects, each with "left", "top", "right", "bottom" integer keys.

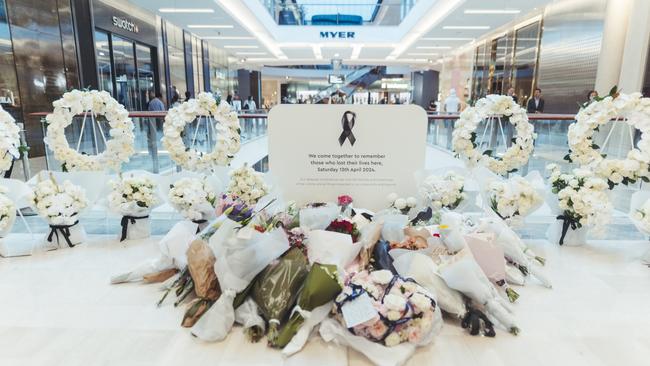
[{"left": 268, "top": 105, "right": 427, "bottom": 210}]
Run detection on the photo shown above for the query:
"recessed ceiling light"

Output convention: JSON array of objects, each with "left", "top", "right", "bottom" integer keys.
[
  {"left": 235, "top": 52, "right": 266, "bottom": 55},
  {"left": 224, "top": 45, "right": 259, "bottom": 49},
  {"left": 421, "top": 37, "right": 474, "bottom": 41},
  {"left": 442, "top": 25, "right": 490, "bottom": 30},
  {"left": 188, "top": 25, "right": 234, "bottom": 29},
  {"left": 464, "top": 9, "right": 520, "bottom": 14},
  {"left": 416, "top": 46, "right": 451, "bottom": 50},
  {"left": 334, "top": 53, "right": 340, "bottom": 57},
  {"left": 202, "top": 36, "right": 255, "bottom": 40},
  {"left": 159, "top": 8, "right": 214, "bottom": 13}
]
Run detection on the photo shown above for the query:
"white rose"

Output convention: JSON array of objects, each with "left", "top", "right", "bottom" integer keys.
[
  {"left": 394, "top": 198, "right": 407, "bottom": 210},
  {"left": 384, "top": 332, "right": 402, "bottom": 347}
]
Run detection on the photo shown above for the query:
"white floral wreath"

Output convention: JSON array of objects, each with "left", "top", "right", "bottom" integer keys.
[
  {"left": 0, "top": 105, "right": 20, "bottom": 173},
  {"left": 568, "top": 92, "right": 650, "bottom": 187},
  {"left": 452, "top": 94, "right": 535, "bottom": 175},
  {"left": 44, "top": 90, "right": 135, "bottom": 171},
  {"left": 162, "top": 92, "right": 241, "bottom": 172}
]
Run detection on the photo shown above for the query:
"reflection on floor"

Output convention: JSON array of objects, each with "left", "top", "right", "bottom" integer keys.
[{"left": 0, "top": 235, "right": 648, "bottom": 365}]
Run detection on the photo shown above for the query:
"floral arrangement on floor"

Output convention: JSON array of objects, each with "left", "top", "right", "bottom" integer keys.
[
  {"left": 108, "top": 175, "right": 159, "bottom": 241},
  {"left": 227, "top": 164, "right": 269, "bottom": 205},
  {"left": 488, "top": 176, "right": 542, "bottom": 223},
  {"left": 44, "top": 89, "right": 135, "bottom": 171},
  {"left": 30, "top": 175, "right": 88, "bottom": 247},
  {"left": 452, "top": 94, "right": 535, "bottom": 175},
  {"left": 0, "top": 187, "right": 15, "bottom": 235},
  {"left": 113, "top": 189, "right": 555, "bottom": 366},
  {"left": 168, "top": 177, "right": 218, "bottom": 222},
  {"left": 334, "top": 270, "right": 441, "bottom": 347},
  {"left": 567, "top": 89, "right": 650, "bottom": 188},
  {"left": 631, "top": 199, "right": 650, "bottom": 234},
  {"left": 386, "top": 193, "right": 417, "bottom": 215},
  {"left": 418, "top": 172, "right": 465, "bottom": 210},
  {"left": 547, "top": 164, "right": 612, "bottom": 245},
  {"left": 0, "top": 104, "right": 21, "bottom": 173},
  {"left": 162, "top": 92, "right": 241, "bottom": 172}
]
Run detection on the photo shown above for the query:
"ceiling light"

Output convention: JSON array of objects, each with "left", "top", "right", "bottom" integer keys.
[
  {"left": 464, "top": 9, "right": 520, "bottom": 14},
  {"left": 416, "top": 46, "right": 451, "bottom": 49},
  {"left": 334, "top": 53, "right": 340, "bottom": 57},
  {"left": 224, "top": 45, "right": 259, "bottom": 49},
  {"left": 188, "top": 24, "right": 234, "bottom": 29},
  {"left": 408, "top": 52, "right": 439, "bottom": 56},
  {"left": 159, "top": 8, "right": 214, "bottom": 13},
  {"left": 421, "top": 37, "right": 474, "bottom": 41},
  {"left": 202, "top": 36, "right": 255, "bottom": 40},
  {"left": 235, "top": 52, "right": 266, "bottom": 55},
  {"left": 442, "top": 25, "right": 490, "bottom": 30}
]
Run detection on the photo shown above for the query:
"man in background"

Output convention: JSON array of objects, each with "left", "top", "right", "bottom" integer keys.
[
  {"left": 147, "top": 91, "right": 165, "bottom": 111},
  {"left": 527, "top": 88, "right": 545, "bottom": 113},
  {"left": 506, "top": 87, "right": 518, "bottom": 104}
]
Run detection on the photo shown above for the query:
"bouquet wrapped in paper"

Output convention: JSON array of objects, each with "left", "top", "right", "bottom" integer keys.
[
  {"left": 181, "top": 238, "right": 222, "bottom": 327},
  {"left": 108, "top": 175, "right": 160, "bottom": 241},
  {"left": 322, "top": 270, "right": 442, "bottom": 366},
  {"left": 30, "top": 175, "right": 87, "bottom": 248},
  {"left": 438, "top": 211, "right": 469, "bottom": 253},
  {"left": 477, "top": 217, "right": 552, "bottom": 288},
  {"left": 299, "top": 203, "right": 339, "bottom": 230},
  {"left": 465, "top": 233, "right": 519, "bottom": 302},
  {"left": 385, "top": 193, "right": 417, "bottom": 215},
  {"left": 392, "top": 250, "right": 496, "bottom": 337},
  {"left": 191, "top": 223, "right": 290, "bottom": 342},
  {"left": 227, "top": 164, "right": 269, "bottom": 205},
  {"left": 251, "top": 247, "right": 309, "bottom": 344},
  {"left": 438, "top": 247, "right": 519, "bottom": 334},
  {"left": 168, "top": 177, "right": 218, "bottom": 231},
  {"left": 273, "top": 263, "right": 342, "bottom": 352},
  {"left": 0, "top": 187, "right": 16, "bottom": 238}
]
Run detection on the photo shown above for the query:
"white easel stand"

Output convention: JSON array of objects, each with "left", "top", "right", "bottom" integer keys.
[{"left": 0, "top": 233, "right": 54, "bottom": 257}]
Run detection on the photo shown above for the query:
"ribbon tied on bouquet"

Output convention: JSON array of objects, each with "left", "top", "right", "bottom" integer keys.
[
  {"left": 47, "top": 220, "right": 79, "bottom": 247},
  {"left": 120, "top": 215, "right": 149, "bottom": 242},
  {"left": 192, "top": 219, "right": 208, "bottom": 234},
  {"left": 338, "top": 111, "right": 357, "bottom": 146},
  {"left": 556, "top": 215, "right": 578, "bottom": 246}
]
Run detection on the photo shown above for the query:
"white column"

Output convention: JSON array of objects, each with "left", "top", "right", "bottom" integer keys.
[
  {"left": 594, "top": 0, "right": 634, "bottom": 95},
  {"left": 617, "top": 0, "right": 650, "bottom": 92}
]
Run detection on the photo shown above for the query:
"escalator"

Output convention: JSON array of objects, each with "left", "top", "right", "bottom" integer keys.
[{"left": 313, "top": 66, "right": 387, "bottom": 103}]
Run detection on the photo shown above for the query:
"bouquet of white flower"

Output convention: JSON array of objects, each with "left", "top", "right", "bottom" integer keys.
[
  {"left": 0, "top": 187, "right": 16, "bottom": 237},
  {"left": 631, "top": 199, "right": 650, "bottom": 234},
  {"left": 418, "top": 172, "right": 466, "bottom": 210},
  {"left": 168, "top": 177, "right": 218, "bottom": 228},
  {"left": 227, "top": 164, "right": 269, "bottom": 205},
  {"left": 488, "top": 176, "right": 542, "bottom": 226},
  {"left": 386, "top": 193, "right": 417, "bottom": 215},
  {"left": 546, "top": 164, "right": 611, "bottom": 246},
  {"left": 108, "top": 175, "right": 159, "bottom": 241},
  {"left": 0, "top": 105, "right": 21, "bottom": 173},
  {"left": 30, "top": 175, "right": 88, "bottom": 247}
]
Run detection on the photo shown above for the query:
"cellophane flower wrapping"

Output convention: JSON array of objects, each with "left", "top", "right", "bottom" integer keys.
[
  {"left": 299, "top": 204, "right": 339, "bottom": 230},
  {"left": 0, "top": 187, "right": 16, "bottom": 237},
  {"left": 108, "top": 176, "right": 160, "bottom": 240},
  {"left": 168, "top": 177, "right": 217, "bottom": 222},
  {"left": 438, "top": 211, "right": 469, "bottom": 253},
  {"left": 334, "top": 270, "right": 442, "bottom": 346},
  {"left": 273, "top": 263, "right": 342, "bottom": 351},
  {"left": 252, "top": 247, "right": 309, "bottom": 345},
  {"left": 191, "top": 224, "right": 289, "bottom": 342},
  {"left": 306, "top": 230, "right": 362, "bottom": 273},
  {"left": 486, "top": 175, "right": 543, "bottom": 226}
]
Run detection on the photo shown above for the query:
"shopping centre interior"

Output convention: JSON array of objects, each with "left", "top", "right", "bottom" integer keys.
[{"left": 1, "top": 0, "right": 649, "bottom": 365}]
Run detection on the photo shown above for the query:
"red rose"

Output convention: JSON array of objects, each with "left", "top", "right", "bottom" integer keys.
[{"left": 338, "top": 195, "right": 353, "bottom": 207}]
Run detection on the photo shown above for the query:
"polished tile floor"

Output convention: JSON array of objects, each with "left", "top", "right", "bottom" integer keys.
[{"left": 0, "top": 234, "right": 649, "bottom": 366}]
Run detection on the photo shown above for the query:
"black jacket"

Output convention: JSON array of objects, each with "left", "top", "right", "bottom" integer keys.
[{"left": 527, "top": 97, "right": 545, "bottom": 113}]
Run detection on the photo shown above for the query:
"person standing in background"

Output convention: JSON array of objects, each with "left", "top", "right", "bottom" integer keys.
[
  {"left": 587, "top": 90, "right": 599, "bottom": 104},
  {"left": 184, "top": 91, "right": 192, "bottom": 102},
  {"left": 527, "top": 88, "right": 545, "bottom": 113},
  {"left": 245, "top": 96, "right": 257, "bottom": 111},
  {"left": 506, "top": 87, "right": 518, "bottom": 104},
  {"left": 147, "top": 91, "right": 165, "bottom": 111},
  {"left": 444, "top": 89, "right": 460, "bottom": 113},
  {"left": 226, "top": 94, "right": 233, "bottom": 104}
]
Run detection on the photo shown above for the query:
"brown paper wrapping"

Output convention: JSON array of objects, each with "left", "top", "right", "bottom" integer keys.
[{"left": 186, "top": 239, "right": 221, "bottom": 300}]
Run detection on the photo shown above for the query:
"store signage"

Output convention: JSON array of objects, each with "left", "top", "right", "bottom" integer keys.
[
  {"left": 112, "top": 16, "right": 139, "bottom": 33},
  {"left": 381, "top": 82, "right": 409, "bottom": 89},
  {"left": 269, "top": 105, "right": 427, "bottom": 210},
  {"left": 320, "top": 31, "right": 355, "bottom": 39}
]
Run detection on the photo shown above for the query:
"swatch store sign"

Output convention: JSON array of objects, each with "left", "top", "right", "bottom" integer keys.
[{"left": 112, "top": 16, "right": 139, "bottom": 34}]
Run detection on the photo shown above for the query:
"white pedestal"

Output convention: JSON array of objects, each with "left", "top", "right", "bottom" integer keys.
[
  {"left": 547, "top": 220, "right": 588, "bottom": 246},
  {"left": 0, "top": 234, "right": 55, "bottom": 257}
]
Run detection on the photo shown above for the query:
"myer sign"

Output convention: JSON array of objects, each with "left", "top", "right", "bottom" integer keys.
[
  {"left": 112, "top": 16, "right": 139, "bottom": 33},
  {"left": 320, "top": 31, "right": 355, "bottom": 39}
]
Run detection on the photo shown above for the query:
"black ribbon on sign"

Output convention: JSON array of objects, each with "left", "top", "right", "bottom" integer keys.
[
  {"left": 556, "top": 215, "right": 577, "bottom": 246},
  {"left": 47, "top": 221, "right": 79, "bottom": 248},
  {"left": 120, "top": 215, "right": 149, "bottom": 242},
  {"left": 338, "top": 111, "right": 357, "bottom": 146},
  {"left": 192, "top": 219, "right": 208, "bottom": 234}
]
